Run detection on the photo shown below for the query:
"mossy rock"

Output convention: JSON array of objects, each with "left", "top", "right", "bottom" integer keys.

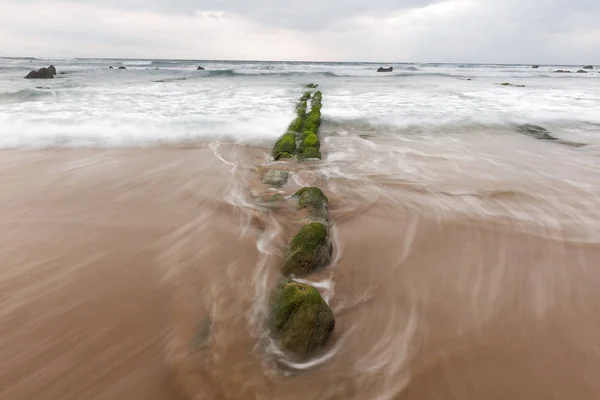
[
  {"left": 296, "top": 101, "right": 307, "bottom": 119},
  {"left": 269, "top": 193, "right": 285, "bottom": 202},
  {"left": 274, "top": 151, "right": 293, "bottom": 160},
  {"left": 297, "top": 133, "right": 321, "bottom": 153},
  {"left": 305, "top": 83, "right": 318, "bottom": 89},
  {"left": 271, "top": 279, "right": 335, "bottom": 358},
  {"left": 300, "top": 91, "right": 312, "bottom": 102},
  {"left": 282, "top": 222, "right": 332, "bottom": 276},
  {"left": 272, "top": 134, "right": 296, "bottom": 157},
  {"left": 297, "top": 147, "right": 322, "bottom": 161},
  {"left": 302, "top": 113, "right": 321, "bottom": 137},
  {"left": 294, "top": 187, "right": 328, "bottom": 219},
  {"left": 288, "top": 117, "right": 303, "bottom": 133}
]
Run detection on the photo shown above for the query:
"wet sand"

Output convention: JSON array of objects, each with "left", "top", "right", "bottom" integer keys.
[{"left": 2, "top": 142, "right": 600, "bottom": 400}]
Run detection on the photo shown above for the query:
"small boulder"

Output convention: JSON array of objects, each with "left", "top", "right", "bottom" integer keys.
[
  {"left": 583, "top": 65, "right": 593, "bottom": 69},
  {"left": 377, "top": 67, "right": 393, "bottom": 72},
  {"left": 24, "top": 67, "right": 54, "bottom": 79},
  {"left": 554, "top": 70, "right": 571, "bottom": 73},
  {"left": 197, "top": 66, "right": 205, "bottom": 70},
  {"left": 532, "top": 65, "right": 539, "bottom": 69},
  {"left": 269, "top": 193, "right": 286, "bottom": 203},
  {"left": 47, "top": 65, "right": 57, "bottom": 75},
  {"left": 118, "top": 66, "right": 127, "bottom": 70},
  {"left": 262, "top": 170, "right": 289, "bottom": 187},
  {"left": 500, "top": 82, "right": 526, "bottom": 87},
  {"left": 294, "top": 187, "right": 328, "bottom": 220},
  {"left": 305, "top": 83, "right": 318, "bottom": 88},
  {"left": 271, "top": 279, "right": 335, "bottom": 358},
  {"left": 576, "top": 70, "right": 588, "bottom": 73},
  {"left": 282, "top": 222, "right": 332, "bottom": 276},
  {"left": 109, "top": 66, "right": 114, "bottom": 69}
]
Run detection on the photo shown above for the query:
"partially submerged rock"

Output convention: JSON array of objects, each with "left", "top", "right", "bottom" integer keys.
[
  {"left": 272, "top": 134, "right": 296, "bottom": 159},
  {"left": 263, "top": 170, "right": 289, "bottom": 187},
  {"left": 269, "top": 193, "right": 285, "bottom": 202},
  {"left": 24, "top": 67, "right": 54, "bottom": 79},
  {"left": 500, "top": 82, "right": 526, "bottom": 87},
  {"left": 554, "top": 70, "right": 571, "bottom": 73},
  {"left": 109, "top": 66, "right": 114, "bottom": 69},
  {"left": 576, "top": 70, "right": 587, "bottom": 73},
  {"left": 47, "top": 65, "right": 57, "bottom": 75},
  {"left": 271, "top": 279, "right": 335, "bottom": 358},
  {"left": 583, "top": 65, "right": 593, "bottom": 69},
  {"left": 298, "top": 133, "right": 320, "bottom": 153},
  {"left": 377, "top": 67, "right": 393, "bottom": 72},
  {"left": 305, "top": 83, "right": 318, "bottom": 88},
  {"left": 532, "top": 65, "right": 539, "bottom": 69},
  {"left": 516, "top": 124, "right": 557, "bottom": 140},
  {"left": 282, "top": 222, "right": 332, "bottom": 276},
  {"left": 197, "top": 66, "right": 205, "bottom": 70},
  {"left": 275, "top": 152, "right": 293, "bottom": 160},
  {"left": 118, "top": 66, "right": 127, "bottom": 70},
  {"left": 294, "top": 187, "right": 328, "bottom": 220},
  {"left": 298, "top": 147, "right": 322, "bottom": 161}
]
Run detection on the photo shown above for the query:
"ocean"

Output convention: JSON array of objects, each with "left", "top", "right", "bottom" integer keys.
[{"left": 1, "top": 57, "right": 600, "bottom": 400}]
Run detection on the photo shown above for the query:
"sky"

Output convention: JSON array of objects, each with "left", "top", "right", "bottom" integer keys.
[{"left": 0, "top": 0, "right": 599, "bottom": 63}]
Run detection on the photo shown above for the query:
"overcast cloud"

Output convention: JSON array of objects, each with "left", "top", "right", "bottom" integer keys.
[{"left": 0, "top": 0, "right": 599, "bottom": 63}]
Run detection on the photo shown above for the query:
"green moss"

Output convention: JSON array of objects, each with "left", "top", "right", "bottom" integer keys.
[
  {"left": 282, "top": 222, "right": 332, "bottom": 276},
  {"left": 288, "top": 117, "right": 303, "bottom": 133},
  {"left": 298, "top": 147, "right": 322, "bottom": 161},
  {"left": 300, "top": 91, "right": 312, "bottom": 102},
  {"left": 296, "top": 101, "right": 307, "bottom": 119},
  {"left": 272, "top": 134, "right": 296, "bottom": 157},
  {"left": 274, "top": 151, "right": 293, "bottom": 160},
  {"left": 302, "top": 112, "right": 321, "bottom": 137},
  {"left": 304, "top": 133, "right": 320, "bottom": 150},
  {"left": 271, "top": 279, "right": 335, "bottom": 358},
  {"left": 294, "top": 187, "right": 328, "bottom": 219},
  {"left": 269, "top": 193, "right": 285, "bottom": 202}
]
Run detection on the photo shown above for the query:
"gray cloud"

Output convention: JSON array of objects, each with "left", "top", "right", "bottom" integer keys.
[{"left": 0, "top": 0, "right": 599, "bottom": 63}]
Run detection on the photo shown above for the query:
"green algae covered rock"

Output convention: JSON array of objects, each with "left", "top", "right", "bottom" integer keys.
[
  {"left": 296, "top": 101, "right": 307, "bottom": 119},
  {"left": 297, "top": 147, "right": 322, "bottom": 161},
  {"left": 294, "top": 187, "right": 328, "bottom": 219},
  {"left": 282, "top": 222, "right": 332, "bottom": 276},
  {"left": 302, "top": 113, "right": 321, "bottom": 137},
  {"left": 271, "top": 279, "right": 335, "bottom": 358},
  {"left": 274, "top": 151, "right": 293, "bottom": 160},
  {"left": 269, "top": 193, "right": 285, "bottom": 202},
  {"left": 300, "top": 91, "right": 312, "bottom": 102},
  {"left": 288, "top": 117, "right": 303, "bottom": 133},
  {"left": 272, "top": 134, "right": 296, "bottom": 158},
  {"left": 297, "top": 133, "right": 321, "bottom": 153}
]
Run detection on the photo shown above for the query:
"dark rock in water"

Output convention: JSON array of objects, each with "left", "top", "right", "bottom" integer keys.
[
  {"left": 282, "top": 222, "right": 332, "bottom": 276},
  {"left": 197, "top": 66, "right": 205, "bottom": 70},
  {"left": 118, "top": 66, "right": 127, "bottom": 70},
  {"left": 305, "top": 83, "right": 318, "bottom": 88},
  {"left": 377, "top": 67, "right": 393, "bottom": 72},
  {"left": 532, "top": 65, "right": 539, "bottom": 68},
  {"left": 576, "top": 70, "right": 588, "bottom": 73},
  {"left": 271, "top": 279, "right": 335, "bottom": 358},
  {"left": 24, "top": 67, "right": 54, "bottom": 79},
  {"left": 583, "top": 65, "right": 593, "bottom": 69},
  {"left": 47, "top": 65, "right": 57, "bottom": 75},
  {"left": 554, "top": 70, "right": 571, "bottom": 73},
  {"left": 500, "top": 82, "right": 526, "bottom": 87},
  {"left": 516, "top": 124, "right": 557, "bottom": 141},
  {"left": 294, "top": 187, "right": 328, "bottom": 220},
  {"left": 262, "top": 170, "right": 289, "bottom": 187},
  {"left": 109, "top": 66, "right": 114, "bottom": 69}
]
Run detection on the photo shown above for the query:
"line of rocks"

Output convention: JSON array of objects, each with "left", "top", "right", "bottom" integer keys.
[{"left": 263, "top": 86, "right": 335, "bottom": 360}]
